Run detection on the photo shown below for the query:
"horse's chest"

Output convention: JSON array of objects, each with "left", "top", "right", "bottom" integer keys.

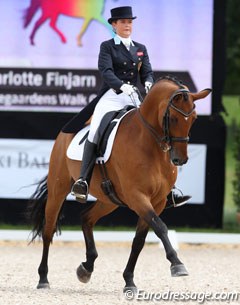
[{"left": 153, "top": 164, "right": 177, "bottom": 193}]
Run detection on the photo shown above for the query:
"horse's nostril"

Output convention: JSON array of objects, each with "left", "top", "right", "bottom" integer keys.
[
  {"left": 173, "top": 159, "right": 180, "bottom": 166},
  {"left": 173, "top": 158, "right": 188, "bottom": 166}
]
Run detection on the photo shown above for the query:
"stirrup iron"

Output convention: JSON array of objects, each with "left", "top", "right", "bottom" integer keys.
[{"left": 71, "top": 179, "right": 89, "bottom": 203}]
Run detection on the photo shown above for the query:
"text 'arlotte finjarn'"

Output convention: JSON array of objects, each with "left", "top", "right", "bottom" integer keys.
[{"left": 0, "top": 70, "right": 97, "bottom": 90}]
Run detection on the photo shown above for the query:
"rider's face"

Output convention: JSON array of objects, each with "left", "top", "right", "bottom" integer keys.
[{"left": 112, "top": 19, "right": 133, "bottom": 38}]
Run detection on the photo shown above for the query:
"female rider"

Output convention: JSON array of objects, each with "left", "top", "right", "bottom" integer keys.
[{"left": 71, "top": 6, "right": 190, "bottom": 208}]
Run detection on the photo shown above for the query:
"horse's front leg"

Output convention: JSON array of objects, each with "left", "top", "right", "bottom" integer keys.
[
  {"left": 49, "top": 15, "right": 66, "bottom": 43},
  {"left": 144, "top": 209, "right": 188, "bottom": 277},
  {"left": 123, "top": 218, "right": 149, "bottom": 294}
]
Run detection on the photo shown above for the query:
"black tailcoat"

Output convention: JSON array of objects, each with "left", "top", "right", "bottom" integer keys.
[{"left": 62, "top": 38, "right": 153, "bottom": 133}]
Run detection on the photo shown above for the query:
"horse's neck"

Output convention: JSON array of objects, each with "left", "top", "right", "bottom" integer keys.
[
  {"left": 139, "top": 95, "right": 164, "bottom": 135},
  {"left": 140, "top": 83, "right": 179, "bottom": 130}
]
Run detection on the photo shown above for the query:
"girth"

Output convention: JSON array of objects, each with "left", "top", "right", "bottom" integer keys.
[{"left": 95, "top": 105, "right": 135, "bottom": 207}]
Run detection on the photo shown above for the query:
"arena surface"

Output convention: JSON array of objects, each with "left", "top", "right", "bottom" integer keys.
[{"left": 0, "top": 241, "right": 239, "bottom": 305}]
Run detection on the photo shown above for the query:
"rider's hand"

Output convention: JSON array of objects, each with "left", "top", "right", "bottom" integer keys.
[
  {"left": 120, "top": 84, "right": 135, "bottom": 96},
  {"left": 145, "top": 81, "right": 152, "bottom": 94}
]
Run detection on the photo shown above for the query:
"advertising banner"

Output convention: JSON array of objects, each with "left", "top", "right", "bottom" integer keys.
[{"left": 0, "top": 139, "right": 206, "bottom": 204}]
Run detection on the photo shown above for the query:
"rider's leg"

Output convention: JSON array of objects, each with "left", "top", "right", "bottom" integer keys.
[
  {"left": 71, "top": 102, "right": 101, "bottom": 203},
  {"left": 165, "top": 187, "right": 191, "bottom": 209},
  {"left": 71, "top": 90, "right": 138, "bottom": 203},
  {"left": 71, "top": 139, "right": 97, "bottom": 203}
]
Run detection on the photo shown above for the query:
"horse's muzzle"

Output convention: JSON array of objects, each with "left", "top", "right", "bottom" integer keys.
[{"left": 172, "top": 157, "right": 188, "bottom": 166}]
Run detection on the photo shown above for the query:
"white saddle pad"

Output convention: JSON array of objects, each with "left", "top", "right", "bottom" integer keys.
[{"left": 67, "top": 109, "right": 134, "bottom": 163}]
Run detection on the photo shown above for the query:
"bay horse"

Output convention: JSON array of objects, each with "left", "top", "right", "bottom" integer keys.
[
  {"left": 23, "top": 0, "right": 111, "bottom": 46},
  {"left": 27, "top": 76, "right": 211, "bottom": 293}
]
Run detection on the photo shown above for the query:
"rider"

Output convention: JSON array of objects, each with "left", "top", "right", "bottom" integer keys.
[{"left": 71, "top": 6, "right": 191, "bottom": 208}]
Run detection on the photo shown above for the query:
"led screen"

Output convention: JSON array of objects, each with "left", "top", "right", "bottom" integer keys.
[{"left": 0, "top": 0, "right": 213, "bottom": 114}]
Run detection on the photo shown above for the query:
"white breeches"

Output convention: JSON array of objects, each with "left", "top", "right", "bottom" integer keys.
[{"left": 88, "top": 89, "right": 140, "bottom": 143}]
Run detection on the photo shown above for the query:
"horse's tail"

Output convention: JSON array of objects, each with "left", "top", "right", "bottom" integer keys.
[
  {"left": 23, "top": 0, "right": 41, "bottom": 28},
  {"left": 26, "top": 175, "right": 63, "bottom": 243},
  {"left": 26, "top": 175, "right": 48, "bottom": 242}
]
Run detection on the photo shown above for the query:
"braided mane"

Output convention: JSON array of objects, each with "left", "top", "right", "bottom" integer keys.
[{"left": 157, "top": 75, "right": 185, "bottom": 89}]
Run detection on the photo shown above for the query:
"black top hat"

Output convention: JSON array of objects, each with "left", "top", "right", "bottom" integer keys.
[{"left": 108, "top": 6, "right": 137, "bottom": 24}]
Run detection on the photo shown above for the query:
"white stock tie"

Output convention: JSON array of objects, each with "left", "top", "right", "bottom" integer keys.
[
  {"left": 121, "top": 38, "right": 131, "bottom": 51},
  {"left": 124, "top": 41, "right": 130, "bottom": 51}
]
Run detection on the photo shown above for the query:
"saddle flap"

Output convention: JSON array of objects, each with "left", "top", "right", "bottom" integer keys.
[
  {"left": 66, "top": 106, "right": 135, "bottom": 163},
  {"left": 97, "top": 105, "right": 135, "bottom": 156}
]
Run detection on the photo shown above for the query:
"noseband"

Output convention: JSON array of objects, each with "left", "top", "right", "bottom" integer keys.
[{"left": 137, "top": 88, "right": 195, "bottom": 152}]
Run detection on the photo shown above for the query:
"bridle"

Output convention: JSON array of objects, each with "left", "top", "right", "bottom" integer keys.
[{"left": 132, "top": 88, "right": 196, "bottom": 152}]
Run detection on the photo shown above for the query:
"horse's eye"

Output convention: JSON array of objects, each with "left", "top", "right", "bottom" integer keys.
[{"left": 174, "top": 94, "right": 182, "bottom": 102}]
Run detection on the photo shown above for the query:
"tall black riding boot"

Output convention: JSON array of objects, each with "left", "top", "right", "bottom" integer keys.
[
  {"left": 165, "top": 188, "right": 192, "bottom": 209},
  {"left": 71, "top": 140, "right": 97, "bottom": 203}
]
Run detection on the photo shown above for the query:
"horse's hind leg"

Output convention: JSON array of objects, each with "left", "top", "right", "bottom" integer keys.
[
  {"left": 37, "top": 182, "right": 72, "bottom": 288},
  {"left": 37, "top": 136, "right": 72, "bottom": 288},
  {"left": 123, "top": 218, "right": 149, "bottom": 294},
  {"left": 76, "top": 200, "right": 117, "bottom": 283}
]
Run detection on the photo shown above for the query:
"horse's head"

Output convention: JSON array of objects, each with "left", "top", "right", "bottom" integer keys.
[
  {"left": 140, "top": 77, "right": 211, "bottom": 166},
  {"left": 164, "top": 87, "right": 211, "bottom": 165}
]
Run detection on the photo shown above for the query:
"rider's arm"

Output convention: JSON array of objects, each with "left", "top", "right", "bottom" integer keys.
[
  {"left": 98, "top": 41, "right": 123, "bottom": 91},
  {"left": 137, "top": 44, "right": 154, "bottom": 86}
]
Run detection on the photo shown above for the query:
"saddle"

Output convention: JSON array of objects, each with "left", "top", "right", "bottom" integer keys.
[
  {"left": 97, "top": 105, "right": 135, "bottom": 157},
  {"left": 67, "top": 105, "right": 135, "bottom": 207},
  {"left": 68, "top": 105, "right": 135, "bottom": 162}
]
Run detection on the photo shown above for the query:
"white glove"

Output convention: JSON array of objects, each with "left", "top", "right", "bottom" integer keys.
[
  {"left": 120, "top": 84, "right": 135, "bottom": 96},
  {"left": 145, "top": 81, "right": 153, "bottom": 94}
]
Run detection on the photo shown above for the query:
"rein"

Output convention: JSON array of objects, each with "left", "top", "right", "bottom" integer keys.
[{"left": 132, "top": 88, "right": 195, "bottom": 152}]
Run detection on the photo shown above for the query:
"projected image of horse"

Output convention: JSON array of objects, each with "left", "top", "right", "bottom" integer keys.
[
  {"left": 23, "top": 0, "right": 111, "bottom": 46},
  {"left": 27, "top": 76, "right": 211, "bottom": 293}
]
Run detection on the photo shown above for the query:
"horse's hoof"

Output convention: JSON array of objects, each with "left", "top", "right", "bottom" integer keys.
[
  {"left": 171, "top": 264, "right": 189, "bottom": 277},
  {"left": 76, "top": 263, "right": 92, "bottom": 283},
  {"left": 123, "top": 286, "right": 138, "bottom": 300},
  {"left": 37, "top": 282, "right": 50, "bottom": 289}
]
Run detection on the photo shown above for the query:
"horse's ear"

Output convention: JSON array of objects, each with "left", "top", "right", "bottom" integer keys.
[{"left": 192, "top": 88, "right": 212, "bottom": 101}]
